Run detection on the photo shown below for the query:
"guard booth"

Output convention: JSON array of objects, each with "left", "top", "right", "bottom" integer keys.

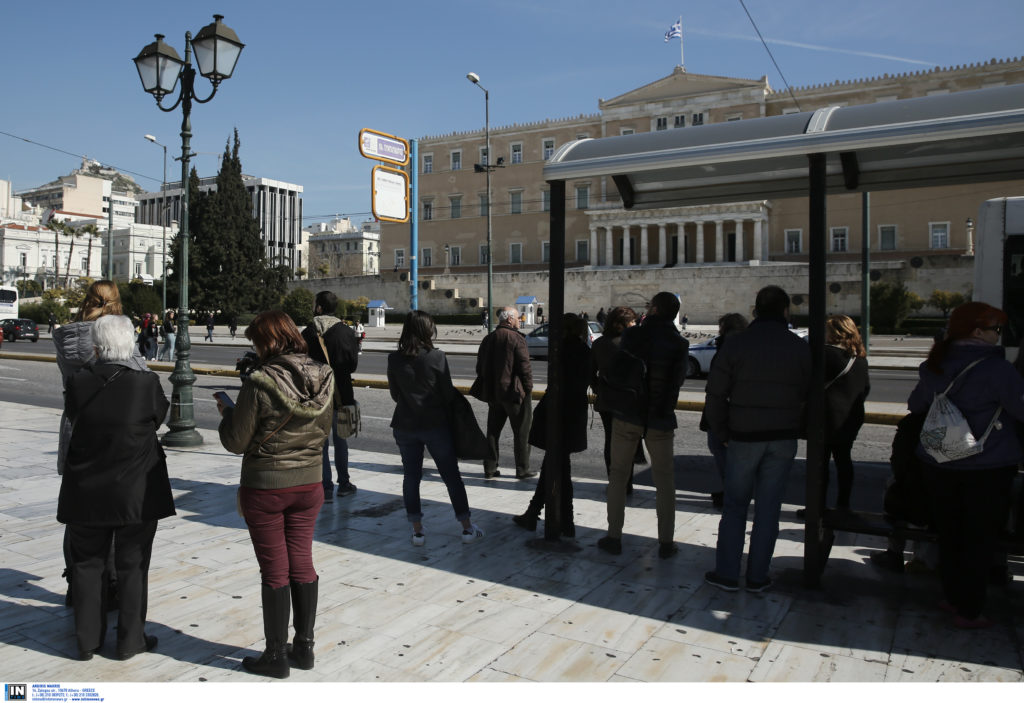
[
  {"left": 515, "top": 295, "right": 541, "bottom": 326},
  {"left": 542, "top": 84, "right": 1024, "bottom": 575},
  {"left": 367, "top": 300, "right": 391, "bottom": 328}
]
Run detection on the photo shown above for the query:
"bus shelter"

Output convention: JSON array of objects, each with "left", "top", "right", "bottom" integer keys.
[{"left": 540, "top": 83, "right": 1024, "bottom": 582}]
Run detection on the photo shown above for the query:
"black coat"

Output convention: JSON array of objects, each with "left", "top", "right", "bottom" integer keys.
[
  {"left": 303, "top": 316, "right": 359, "bottom": 405},
  {"left": 529, "top": 336, "right": 591, "bottom": 454},
  {"left": 57, "top": 362, "right": 175, "bottom": 526},
  {"left": 824, "top": 344, "right": 870, "bottom": 444}
]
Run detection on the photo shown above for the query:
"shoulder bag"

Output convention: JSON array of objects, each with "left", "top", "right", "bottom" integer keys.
[{"left": 316, "top": 332, "right": 361, "bottom": 438}]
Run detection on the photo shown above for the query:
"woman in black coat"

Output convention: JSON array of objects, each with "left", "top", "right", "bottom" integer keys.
[
  {"left": 58, "top": 315, "right": 175, "bottom": 661},
  {"left": 513, "top": 314, "right": 591, "bottom": 537},
  {"left": 822, "top": 314, "right": 870, "bottom": 509}
]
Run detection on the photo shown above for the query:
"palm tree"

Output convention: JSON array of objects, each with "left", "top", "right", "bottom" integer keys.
[
  {"left": 63, "top": 224, "right": 84, "bottom": 288},
  {"left": 80, "top": 224, "right": 101, "bottom": 281},
  {"left": 45, "top": 218, "right": 66, "bottom": 289}
]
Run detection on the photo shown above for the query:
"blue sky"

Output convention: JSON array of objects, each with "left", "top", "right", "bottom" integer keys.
[{"left": 2, "top": 0, "right": 1022, "bottom": 225}]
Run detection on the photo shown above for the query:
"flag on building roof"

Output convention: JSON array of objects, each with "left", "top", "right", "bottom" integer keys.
[{"left": 664, "top": 20, "right": 682, "bottom": 42}]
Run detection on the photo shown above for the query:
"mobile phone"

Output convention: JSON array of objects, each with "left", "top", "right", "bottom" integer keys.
[{"left": 213, "top": 391, "right": 235, "bottom": 408}]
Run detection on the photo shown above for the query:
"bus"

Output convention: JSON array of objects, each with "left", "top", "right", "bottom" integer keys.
[
  {"left": 0, "top": 286, "right": 18, "bottom": 319},
  {"left": 973, "top": 196, "right": 1023, "bottom": 360}
]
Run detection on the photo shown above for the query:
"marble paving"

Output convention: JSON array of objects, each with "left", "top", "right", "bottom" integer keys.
[{"left": 1, "top": 401, "right": 1022, "bottom": 683}]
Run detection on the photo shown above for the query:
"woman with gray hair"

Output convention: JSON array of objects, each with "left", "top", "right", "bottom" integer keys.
[{"left": 57, "top": 315, "right": 175, "bottom": 661}]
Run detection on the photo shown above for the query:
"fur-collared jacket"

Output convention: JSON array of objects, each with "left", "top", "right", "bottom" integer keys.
[{"left": 218, "top": 353, "right": 334, "bottom": 489}]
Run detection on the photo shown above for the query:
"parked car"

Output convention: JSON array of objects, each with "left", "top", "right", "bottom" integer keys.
[
  {"left": 686, "top": 327, "right": 808, "bottom": 378},
  {"left": 0, "top": 318, "right": 39, "bottom": 342},
  {"left": 523, "top": 320, "right": 603, "bottom": 358}
]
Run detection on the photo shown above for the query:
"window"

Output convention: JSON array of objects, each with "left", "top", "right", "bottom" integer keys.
[
  {"left": 135, "top": 262, "right": 142, "bottom": 277},
  {"left": 422, "top": 200, "right": 433, "bottom": 220},
  {"left": 450, "top": 245, "right": 462, "bottom": 266},
  {"left": 449, "top": 196, "right": 462, "bottom": 219},
  {"left": 450, "top": 150, "right": 461, "bottom": 171},
  {"left": 785, "top": 229, "right": 802, "bottom": 254},
  {"left": 831, "top": 227, "right": 848, "bottom": 253},
  {"left": 509, "top": 191, "right": 522, "bottom": 215},
  {"left": 422, "top": 247, "right": 432, "bottom": 267},
  {"left": 509, "top": 242, "right": 522, "bottom": 264},
  {"left": 479, "top": 194, "right": 488, "bottom": 216},
  {"left": 19, "top": 252, "right": 27, "bottom": 267},
  {"left": 575, "top": 185, "right": 590, "bottom": 210},
  {"left": 674, "top": 115, "right": 685, "bottom": 128},
  {"left": 930, "top": 222, "right": 949, "bottom": 249},
  {"left": 541, "top": 241, "right": 551, "bottom": 263},
  {"left": 542, "top": 138, "right": 555, "bottom": 160},
  {"left": 620, "top": 128, "right": 634, "bottom": 136},
  {"left": 479, "top": 244, "right": 489, "bottom": 264},
  {"left": 691, "top": 113, "right": 705, "bottom": 126},
  {"left": 422, "top": 154, "right": 432, "bottom": 174},
  {"left": 511, "top": 143, "right": 523, "bottom": 164},
  {"left": 541, "top": 190, "right": 551, "bottom": 212},
  {"left": 655, "top": 117, "right": 668, "bottom": 131},
  {"left": 726, "top": 113, "right": 742, "bottom": 122},
  {"left": 879, "top": 225, "right": 897, "bottom": 251},
  {"left": 395, "top": 248, "right": 405, "bottom": 267},
  {"left": 480, "top": 146, "right": 488, "bottom": 166},
  {"left": 575, "top": 239, "right": 589, "bottom": 262}
]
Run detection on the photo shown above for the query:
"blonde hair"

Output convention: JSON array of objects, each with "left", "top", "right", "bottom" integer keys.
[
  {"left": 826, "top": 314, "right": 865, "bottom": 358},
  {"left": 76, "top": 280, "right": 122, "bottom": 322}
]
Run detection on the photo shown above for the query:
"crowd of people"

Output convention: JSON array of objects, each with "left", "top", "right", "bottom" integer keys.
[{"left": 53, "top": 281, "right": 1024, "bottom": 674}]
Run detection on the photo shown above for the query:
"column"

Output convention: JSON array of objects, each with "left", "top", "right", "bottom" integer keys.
[
  {"left": 658, "top": 224, "right": 667, "bottom": 266},
  {"left": 640, "top": 224, "right": 649, "bottom": 265},
  {"left": 753, "top": 218, "right": 763, "bottom": 262},
  {"left": 605, "top": 225, "right": 613, "bottom": 267},
  {"left": 589, "top": 226, "right": 598, "bottom": 266},
  {"left": 621, "top": 225, "right": 630, "bottom": 265},
  {"left": 735, "top": 219, "right": 744, "bottom": 262},
  {"left": 695, "top": 221, "right": 705, "bottom": 263},
  {"left": 715, "top": 220, "right": 724, "bottom": 262}
]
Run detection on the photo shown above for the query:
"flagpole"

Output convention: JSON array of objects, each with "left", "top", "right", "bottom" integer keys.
[{"left": 679, "top": 16, "right": 684, "bottom": 70}]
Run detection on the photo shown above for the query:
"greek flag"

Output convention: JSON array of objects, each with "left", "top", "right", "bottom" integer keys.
[{"left": 664, "top": 20, "right": 682, "bottom": 42}]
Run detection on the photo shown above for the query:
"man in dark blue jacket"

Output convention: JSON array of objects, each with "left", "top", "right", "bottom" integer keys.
[
  {"left": 598, "top": 292, "right": 688, "bottom": 559},
  {"left": 704, "top": 285, "right": 810, "bottom": 593}
]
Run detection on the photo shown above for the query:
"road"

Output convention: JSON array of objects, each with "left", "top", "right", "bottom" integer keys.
[{"left": 13, "top": 338, "right": 921, "bottom": 404}]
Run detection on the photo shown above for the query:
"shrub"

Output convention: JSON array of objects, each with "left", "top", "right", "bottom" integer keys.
[
  {"left": 281, "top": 288, "right": 315, "bottom": 327},
  {"left": 870, "top": 282, "right": 924, "bottom": 333}
]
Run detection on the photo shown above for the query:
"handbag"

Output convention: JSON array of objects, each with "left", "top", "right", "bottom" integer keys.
[
  {"left": 919, "top": 358, "right": 1002, "bottom": 464},
  {"left": 315, "top": 331, "right": 360, "bottom": 438},
  {"left": 451, "top": 392, "right": 492, "bottom": 461}
]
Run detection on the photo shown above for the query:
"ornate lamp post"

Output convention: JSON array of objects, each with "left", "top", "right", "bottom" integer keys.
[
  {"left": 466, "top": 72, "right": 493, "bottom": 332},
  {"left": 134, "top": 14, "right": 244, "bottom": 447}
]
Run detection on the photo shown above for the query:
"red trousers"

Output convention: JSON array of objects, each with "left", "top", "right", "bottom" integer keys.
[{"left": 240, "top": 483, "right": 322, "bottom": 588}]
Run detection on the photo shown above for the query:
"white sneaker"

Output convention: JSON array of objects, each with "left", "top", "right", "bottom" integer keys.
[
  {"left": 461, "top": 524, "right": 484, "bottom": 544},
  {"left": 411, "top": 532, "right": 425, "bottom": 547}
]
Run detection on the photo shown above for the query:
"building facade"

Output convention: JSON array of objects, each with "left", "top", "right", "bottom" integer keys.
[
  {"left": 381, "top": 57, "right": 1024, "bottom": 281},
  {"left": 136, "top": 175, "right": 304, "bottom": 273},
  {"left": 305, "top": 218, "right": 381, "bottom": 279}
]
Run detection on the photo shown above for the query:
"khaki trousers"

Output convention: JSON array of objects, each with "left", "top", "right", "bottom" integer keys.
[{"left": 606, "top": 419, "right": 675, "bottom": 543}]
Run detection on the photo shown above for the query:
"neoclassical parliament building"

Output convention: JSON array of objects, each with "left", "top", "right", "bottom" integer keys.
[{"left": 379, "top": 57, "right": 1024, "bottom": 287}]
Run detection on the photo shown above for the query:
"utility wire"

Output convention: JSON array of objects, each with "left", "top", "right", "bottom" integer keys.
[
  {"left": 0, "top": 129, "right": 159, "bottom": 185},
  {"left": 738, "top": 0, "right": 802, "bottom": 112}
]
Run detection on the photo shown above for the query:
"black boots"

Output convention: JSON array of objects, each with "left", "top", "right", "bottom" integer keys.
[
  {"left": 287, "top": 579, "right": 318, "bottom": 670},
  {"left": 243, "top": 584, "right": 291, "bottom": 679}
]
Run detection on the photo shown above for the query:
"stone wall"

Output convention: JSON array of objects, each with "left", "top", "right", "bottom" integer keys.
[{"left": 291, "top": 255, "right": 974, "bottom": 324}]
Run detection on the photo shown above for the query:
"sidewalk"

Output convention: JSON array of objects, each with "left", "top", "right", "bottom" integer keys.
[{"left": 1, "top": 400, "right": 1021, "bottom": 683}]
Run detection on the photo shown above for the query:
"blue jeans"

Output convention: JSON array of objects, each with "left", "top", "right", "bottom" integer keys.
[
  {"left": 393, "top": 426, "right": 470, "bottom": 524},
  {"left": 321, "top": 409, "right": 350, "bottom": 490},
  {"left": 714, "top": 438, "right": 797, "bottom": 583},
  {"left": 158, "top": 333, "right": 176, "bottom": 361}
]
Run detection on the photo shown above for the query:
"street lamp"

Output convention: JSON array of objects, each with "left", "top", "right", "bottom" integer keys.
[
  {"left": 466, "top": 71, "right": 493, "bottom": 332},
  {"left": 965, "top": 216, "right": 975, "bottom": 256},
  {"left": 134, "top": 14, "right": 244, "bottom": 448},
  {"left": 144, "top": 134, "right": 168, "bottom": 314}
]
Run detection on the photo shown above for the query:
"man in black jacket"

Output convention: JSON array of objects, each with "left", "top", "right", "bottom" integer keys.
[
  {"left": 704, "top": 285, "right": 810, "bottom": 593},
  {"left": 302, "top": 291, "right": 360, "bottom": 502},
  {"left": 598, "top": 292, "right": 688, "bottom": 559}
]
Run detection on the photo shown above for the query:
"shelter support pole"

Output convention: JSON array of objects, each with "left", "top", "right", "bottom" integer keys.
[
  {"left": 540, "top": 179, "right": 566, "bottom": 544},
  {"left": 861, "top": 192, "right": 871, "bottom": 356},
  {"left": 803, "top": 153, "right": 829, "bottom": 587}
]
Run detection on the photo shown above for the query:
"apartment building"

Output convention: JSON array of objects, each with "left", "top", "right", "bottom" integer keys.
[{"left": 305, "top": 218, "right": 381, "bottom": 278}]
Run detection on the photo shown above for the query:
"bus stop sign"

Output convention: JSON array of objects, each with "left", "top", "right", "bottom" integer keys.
[{"left": 359, "top": 128, "right": 409, "bottom": 166}]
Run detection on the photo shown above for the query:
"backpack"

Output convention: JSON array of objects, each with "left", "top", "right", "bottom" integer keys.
[
  {"left": 596, "top": 347, "right": 648, "bottom": 418},
  {"left": 919, "top": 358, "right": 1003, "bottom": 464}
]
